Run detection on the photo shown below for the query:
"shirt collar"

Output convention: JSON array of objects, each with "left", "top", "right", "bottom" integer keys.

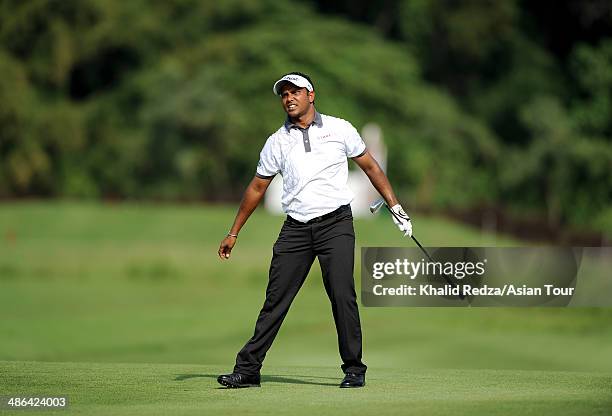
[{"left": 285, "top": 111, "right": 323, "bottom": 131}]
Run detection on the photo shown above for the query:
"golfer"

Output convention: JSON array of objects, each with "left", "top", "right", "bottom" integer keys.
[{"left": 217, "top": 72, "right": 412, "bottom": 388}]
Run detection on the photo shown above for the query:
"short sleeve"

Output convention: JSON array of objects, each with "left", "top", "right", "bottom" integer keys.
[
  {"left": 344, "top": 121, "right": 367, "bottom": 158},
  {"left": 256, "top": 136, "right": 280, "bottom": 178}
]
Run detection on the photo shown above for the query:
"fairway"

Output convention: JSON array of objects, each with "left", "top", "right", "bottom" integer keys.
[
  {"left": 1, "top": 361, "right": 611, "bottom": 415},
  {"left": 1, "top": 202, "right": 612, "bottom": 415}
]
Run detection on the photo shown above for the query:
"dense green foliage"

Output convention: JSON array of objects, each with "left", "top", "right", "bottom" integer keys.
[{"left": 0, "top": 0, "right": 610, "bottom": 235}]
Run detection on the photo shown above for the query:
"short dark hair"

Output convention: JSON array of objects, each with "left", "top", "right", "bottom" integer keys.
[{"left": 284, "top": 71, "right": 315, "bottom": 91}]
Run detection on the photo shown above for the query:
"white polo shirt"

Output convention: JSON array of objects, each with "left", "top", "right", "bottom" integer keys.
[{"left": 256, "top": 112, "right": 367, "bottom": 223}]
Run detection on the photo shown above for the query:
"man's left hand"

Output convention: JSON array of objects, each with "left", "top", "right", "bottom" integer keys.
[{"left": 390, "top": 204, "right": 413, "bottom": 237}]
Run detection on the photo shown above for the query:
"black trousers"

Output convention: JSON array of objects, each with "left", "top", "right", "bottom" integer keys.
[{"left": 234, "top": 205, "right": 367, "bottom": 376}]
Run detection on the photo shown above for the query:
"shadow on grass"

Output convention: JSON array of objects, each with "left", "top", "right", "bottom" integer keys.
[{"left": 175, "top": 373, "right": 338, "bottom": 387}]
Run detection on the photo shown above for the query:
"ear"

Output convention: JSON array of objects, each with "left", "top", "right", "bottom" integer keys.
[{"left": 308, "top": 90, "right": 315, "bottom": 104}]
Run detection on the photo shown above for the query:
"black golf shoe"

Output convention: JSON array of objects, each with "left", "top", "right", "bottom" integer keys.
[
  {"left": 217, "top": 372, "right": 261, "bottom": 388},
  {"left": 340, "top": 372, "right": 365, "bottom": 388}
]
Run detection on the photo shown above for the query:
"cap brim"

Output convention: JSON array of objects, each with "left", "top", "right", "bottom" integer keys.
[
  {"left": 272, "top": 75, "right": 313, "bottom": 95},
  {"left": 272, "top": 80, "right": 293, "bottom": 96}
]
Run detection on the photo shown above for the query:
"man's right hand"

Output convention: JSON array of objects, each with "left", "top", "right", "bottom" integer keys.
[{"left": 218, "top": 235, "right": 237, "bottom": 260}]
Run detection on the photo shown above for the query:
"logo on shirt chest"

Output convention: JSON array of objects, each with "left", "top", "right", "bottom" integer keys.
[{"left": 318, "top": 133, "right": 332, "bottom": 140}]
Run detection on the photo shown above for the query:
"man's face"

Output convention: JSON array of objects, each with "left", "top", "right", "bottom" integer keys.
[{"left": 280, "top": 83, "right": 315, "bottom": 119}]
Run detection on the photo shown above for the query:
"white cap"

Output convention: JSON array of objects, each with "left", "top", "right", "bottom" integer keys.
[{"left": 272, "top": 74, "right": 314, "bottom": 95}]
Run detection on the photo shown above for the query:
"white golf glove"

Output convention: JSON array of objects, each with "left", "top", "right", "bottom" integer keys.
[{"left": 390, "top": 204, "right": 412, "bottom": 237}]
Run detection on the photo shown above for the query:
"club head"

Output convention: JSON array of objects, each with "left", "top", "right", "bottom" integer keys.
[{"left": 369, "top": 198, "right": 385, "bottom": 214}]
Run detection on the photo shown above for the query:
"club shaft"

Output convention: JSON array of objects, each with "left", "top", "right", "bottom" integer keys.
[{"left": 383, "top": 204, "right": 465, "bottom": 299}]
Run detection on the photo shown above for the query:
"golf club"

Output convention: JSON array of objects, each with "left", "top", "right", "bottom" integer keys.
[{"left": 369, "top": 198, "right": 465, "bottom": 300}]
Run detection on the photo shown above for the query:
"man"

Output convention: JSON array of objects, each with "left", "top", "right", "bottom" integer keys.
[{"left": 217, "top": 72, "right": 412, "bottom": 388}]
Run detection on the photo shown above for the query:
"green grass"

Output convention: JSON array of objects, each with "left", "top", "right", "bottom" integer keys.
[
  {"left": 1, "top": 202, "right": 611, "bottom": 415},
  {"left": 1, "top": 361, "right": 611, "bottom": 416}
]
